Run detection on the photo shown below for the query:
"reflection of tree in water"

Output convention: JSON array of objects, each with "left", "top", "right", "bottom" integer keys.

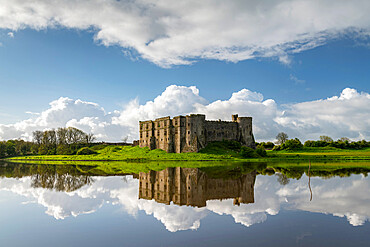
[
  {"left": 30, "top": 165, "right": 94, "bottom": 192},
  {"left": 0, "top": 162, "right": 94, "bottom": 192},
  {"left": 31, "top": 173, "right": 93, "bottom": 192},
  {"left": 276, "top": 173, "right": 290, "bottom": 185}
]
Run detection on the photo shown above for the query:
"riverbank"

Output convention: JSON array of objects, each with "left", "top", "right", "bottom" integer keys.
[{"left": 4, "top": 145, "right": 370, "bottom": 162}]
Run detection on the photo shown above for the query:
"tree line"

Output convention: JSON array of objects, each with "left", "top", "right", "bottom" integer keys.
[
  {"left": 257, "top": 133, "right": 370, "bottom": 151},
  {"left": 0, "top": 127, "right": 96, "bottom": 158}
]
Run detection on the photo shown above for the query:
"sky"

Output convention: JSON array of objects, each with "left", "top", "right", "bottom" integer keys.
[{"left": 0, "top": 0, "right": 369, "bottom": 142}]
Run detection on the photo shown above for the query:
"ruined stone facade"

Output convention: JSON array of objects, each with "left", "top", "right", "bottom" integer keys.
[
  {"left": 139, "top": 167, "right": 256, "bottom": 207},
  {"left": 139, "top": 114, "right": 255, "bottom": 153}
]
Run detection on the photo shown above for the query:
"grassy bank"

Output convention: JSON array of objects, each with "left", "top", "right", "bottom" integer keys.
[
  {"left": 4, "top": 145, "right": 370, "bottom": 163},
  {"left": 267, "top": 146, "right": 370, "bottom": 161}
]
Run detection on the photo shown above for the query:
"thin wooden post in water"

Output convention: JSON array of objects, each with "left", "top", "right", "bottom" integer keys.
[{"left": 308, "top": 159, "right": 312, "bottom": 201}]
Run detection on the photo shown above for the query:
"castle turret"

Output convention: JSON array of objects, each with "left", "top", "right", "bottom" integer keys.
[{"left": 237, "top": 116, "right": 256, "bottom": 148}]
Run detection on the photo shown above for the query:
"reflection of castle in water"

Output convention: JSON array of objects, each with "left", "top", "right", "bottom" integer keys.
[{"left": 139, "top": 168, "right": 256, "bottom": 207}]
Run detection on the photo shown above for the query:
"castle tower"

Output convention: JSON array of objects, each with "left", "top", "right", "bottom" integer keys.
[
  {"left": 183, "top": 114, "right": 206, "bottom": 152},
  {"left": 237, "top": 117, "right": 256, "bottom": 148}
]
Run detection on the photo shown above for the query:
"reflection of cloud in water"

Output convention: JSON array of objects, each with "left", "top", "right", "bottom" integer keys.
[
  {"left": 0, "top": 174, "right": 370, "bottom": 231},
  {"left": 279, "top": 175, "right": 370, "bottom": 226}
]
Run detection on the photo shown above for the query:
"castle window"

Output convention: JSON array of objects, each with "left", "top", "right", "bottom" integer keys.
[
  {"left": 157, "top": 130, "right": 160, "bottom": 136},
  {"left": 188, "top": 123, "right": 190, "bottom": 127},
  {"left": 140, "top": 133, "right": 142, "bottom": 138},
  {"left": 146, "top": 132, "right": 148, "bottom": 137},
  {"left": 158, "top": 122, "right": 160, "bottom": 127},
  {"left": 164, "top": 121, "right": 166, "bottom": 126},
  {"left": 188, "top": 131, "right": 190, "bottom": 134},
  {"left": 164, "top": 130, "right": 167, "bottom": 135}
]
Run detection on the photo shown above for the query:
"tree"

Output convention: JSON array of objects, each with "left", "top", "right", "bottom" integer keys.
[
  {"left": 320, "top": 135, "right": 333, "bottom": 143},
  {"left": 85, "top": 133, "right": 96, "bottom": 144},
  {"left": 339, "top": 137, "right": 350, "bottom": 142},
  {"left": 276, "top": 173, "right": 290, "bottom": 185},
  {"left": 33, "top": 130, "right": 43, "bottom": 146},
  {"left": 276, "top": 132, "right": 288, "bottom": 145},
  {"left": 122, "top": 136, "right": 129, "bottom": 143}
]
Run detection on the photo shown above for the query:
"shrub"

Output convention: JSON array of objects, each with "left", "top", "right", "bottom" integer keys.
[
  {"left": 274, "top": 138, "right": 303, "bottom": 151},
  {"left": 56, "top": 145, "right": 73, "bottom": 155},
  {"left": 260, "top": 142, "right": 275, "bottom": 149},
  {"left": 283, "top": 138, "right": 303, "bottom": 150},
  {"left": 76, "top": 147, "right": 97, "bottom": 155},
  {"left": 240, "top": 146, "right": 257, "bottom": 158},
  {"left": 256, "top": 146, "right": 267, "bottom": 157}
]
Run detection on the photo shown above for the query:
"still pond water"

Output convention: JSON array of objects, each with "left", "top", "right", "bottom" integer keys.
[{"left": 0, "top": 161, "right": 369, "bottom": 246}]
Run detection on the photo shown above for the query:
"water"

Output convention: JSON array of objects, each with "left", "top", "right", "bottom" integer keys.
[{"left": 0, "top": 161, "right": 369, "bottom": 246}]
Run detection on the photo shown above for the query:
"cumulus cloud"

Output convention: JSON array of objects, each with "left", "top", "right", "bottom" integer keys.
[
  {"left": 7, "top": 32, "right": 14, "bottom": 38},
  {"left": 0, "top": 85, "right": 369, "bottom": 142},
  {"left": 0, "top": 0, "right": 369, "bottom": 67}
]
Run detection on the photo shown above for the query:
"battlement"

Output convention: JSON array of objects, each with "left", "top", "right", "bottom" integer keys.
[{"left": 139, "top": 114, "right": 255, "bottom": 153}]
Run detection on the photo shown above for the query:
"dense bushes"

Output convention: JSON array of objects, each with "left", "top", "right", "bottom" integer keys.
[
  {"left": 258, "top": 142, "right": 275, "bottom": 150},
  {"left": 0, "top": 140, "right": 34, "bottom": 158},
  {"left": 200, "top": 140, "right": 266, "bottom": 158},
  {"left": 273, "top": 138, "right": 303, "bottom": 151},
  {"left": 240, "top": 146, "right": 257, "bottom": 158},
  {"left": 76, "top": 147, "right": 97, "bottom": 155},
  {"left": 199, "top": 140, "right": 242, "bottom": 154},
  {"left": 304, "top": 139, "right": 369, "bottom": 149},
  {"left": 256, "top": 146, "right": 267, "bottom": 157}
]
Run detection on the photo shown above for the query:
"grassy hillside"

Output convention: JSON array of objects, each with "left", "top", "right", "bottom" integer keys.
[
  {"left": 5, "top": 144, "right": 370, "bottom": 162},
  {"left": 8, "top": 145, "right": 236, "bottom": 162}
]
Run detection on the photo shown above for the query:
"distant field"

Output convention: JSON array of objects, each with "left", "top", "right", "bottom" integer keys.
[{"left": 267, "top": 147, "right": 370, "bottom": 161}]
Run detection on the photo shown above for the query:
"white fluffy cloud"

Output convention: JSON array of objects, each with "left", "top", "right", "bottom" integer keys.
[
  {"left": 0, "top": 0, "right": 369, "bottom": 66},
  {"left": 0, "top": 85, "right": 369, "bottom": 142}
]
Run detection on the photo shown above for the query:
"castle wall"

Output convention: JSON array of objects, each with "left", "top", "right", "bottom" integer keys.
[
  {"left": 139, "top": 114, "right": 255, "bottom": 153},
  {"left": 172, "top": 116, "right": 186, "bottom": 153},
  {"left": 183, "top": 114, "right": 206, "bottom": 152},
  {"left": 139, "top": 120, "right": 155, "bottom": 149},
  {"left": 153, "top": 116, "right": 172, "bottom": 152},
  {"left": 205, "top": 121, "right": 239, "bottom": 142}
]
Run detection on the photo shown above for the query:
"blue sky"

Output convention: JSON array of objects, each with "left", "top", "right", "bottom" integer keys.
[
  {"left": 1, "top": 28, "right": 368, "bottom": 124},
  {"left": 0, "top": 0, "right": 369, "bottom": 141}
]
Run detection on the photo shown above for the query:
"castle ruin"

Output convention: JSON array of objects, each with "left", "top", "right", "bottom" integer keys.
[
  {"left": 139, "top": 114, "right": 255, "bottom": 153},
  {"left": 139, "top": 167, "right": 256, "bottom": 207}
]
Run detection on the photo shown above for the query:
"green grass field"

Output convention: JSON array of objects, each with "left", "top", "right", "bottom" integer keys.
[
  {"left": 8, "top": 145, "right": 235, "bottom": 162},
  {"left": 267, "top": 146, "right": 370, "bottom": 161},
  {"left": 5, "top": 145, "right": 370, "bottom": 163}
]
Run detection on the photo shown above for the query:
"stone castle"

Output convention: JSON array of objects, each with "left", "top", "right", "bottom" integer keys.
[
  {"left": 139, "top": 167, "right": 256, "bottom": 207},
  {"left": 139, "top": 114, "right": 255, "bottom": 153}
]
